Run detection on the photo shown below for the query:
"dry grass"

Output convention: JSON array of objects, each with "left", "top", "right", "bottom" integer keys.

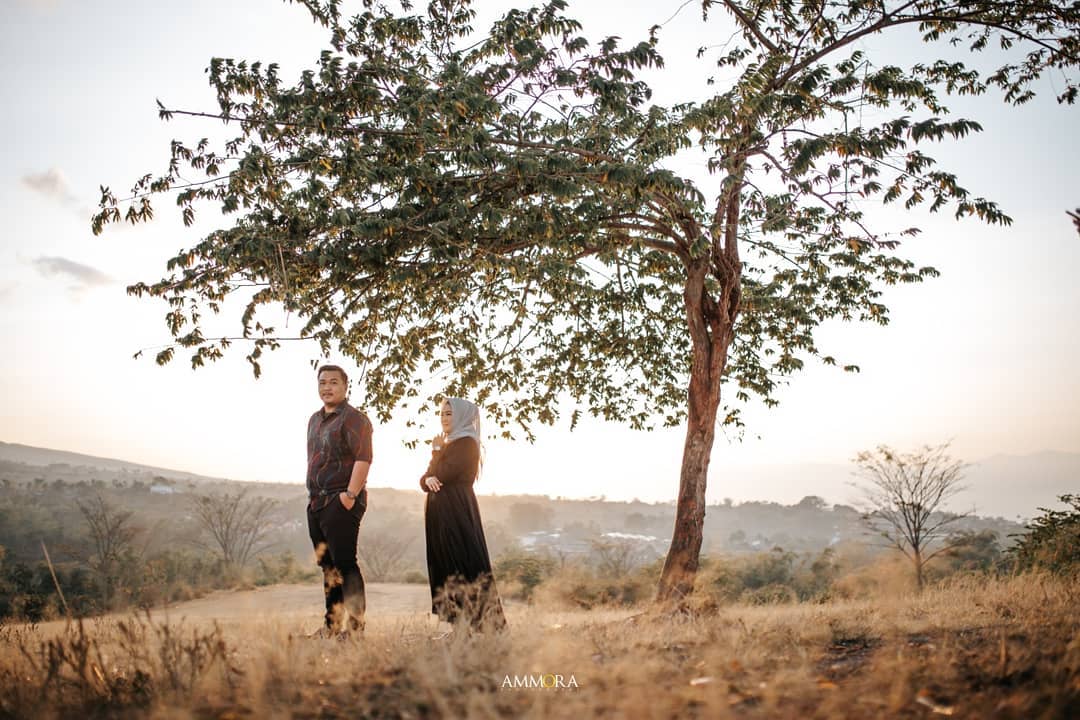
[{"left": 1, "top": 573, "right": 1077, "bottom": 719}]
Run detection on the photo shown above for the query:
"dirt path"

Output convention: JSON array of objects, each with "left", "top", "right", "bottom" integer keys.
[
  {"left": 32, "top": 582, "right": 434, "bottom": 636},
  {"left": 152, "top": 582, "right": 432, "bottom": 621}
]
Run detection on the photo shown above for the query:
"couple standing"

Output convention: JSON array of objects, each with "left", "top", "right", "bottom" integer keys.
[{"left": 305, "top": 364, "right": 505, "bottom": 638}]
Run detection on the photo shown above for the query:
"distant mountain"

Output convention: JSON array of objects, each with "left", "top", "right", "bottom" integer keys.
[
  {"left": 719, "top": 451, "right": 1078, "bottom": 521},
  {"left": 1, "top": 441, "right": 1074, "bottom": 520},
  {"left": 0, "top": 441, "right": 225, "bottom": 485}
]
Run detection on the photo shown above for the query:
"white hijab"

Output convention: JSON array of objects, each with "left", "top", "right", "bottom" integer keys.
[{"left": 444, "top": 397, "right": 481, "bottom": 444}]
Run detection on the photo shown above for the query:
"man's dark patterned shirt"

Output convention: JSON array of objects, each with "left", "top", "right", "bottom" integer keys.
[{"left": 306, "top": 402, "right": 373, "bottom": 502}]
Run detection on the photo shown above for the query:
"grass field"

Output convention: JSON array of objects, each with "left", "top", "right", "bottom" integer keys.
[{"left": 1, "top": 573, "right": 1077, "bottom": 719}]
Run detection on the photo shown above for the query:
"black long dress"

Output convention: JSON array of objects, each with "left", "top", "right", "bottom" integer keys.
[{"left": 420, "top": 437, "right": 506, "bottom": 630}]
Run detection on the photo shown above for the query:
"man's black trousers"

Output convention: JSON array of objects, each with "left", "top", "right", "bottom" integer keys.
[{"left": 307, "top": 496, "right": 366, "bottom": 630}]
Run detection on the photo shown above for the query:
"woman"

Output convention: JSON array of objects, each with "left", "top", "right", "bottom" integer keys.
[{"left": 420, "top": 397, "right": 506, "bottom": 631}]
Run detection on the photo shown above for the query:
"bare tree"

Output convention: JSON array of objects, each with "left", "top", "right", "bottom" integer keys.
[
  {"left": 358, "top": 529, "right": 415, "bottom": 582},
  {"left": 190, "top": 490, "right": 277, "bottom": 569},
  {"left": 1069, "top": 208, "right": 1080, "bottom": 236},
  {"left": 853, "top": 443, "right": 971, "bottom": 591},
  {"left": 588, "top": 537, "right": 650, "bottom": 579},
  {"left": 76, "top": 493, "right": 142, "bottom": 607}
]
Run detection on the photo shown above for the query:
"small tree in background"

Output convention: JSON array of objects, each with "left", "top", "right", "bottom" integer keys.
[
  {"left": 494, "top": 546, "right": 559, "bottom": 601},
  {"left": 77, "top": 493, "right": 142, "bottom": 609},
  {"left": 358, "top": 528, "right": 416, "bottom": 582},
  {"left": 588, "top": 536, "right": 650, "bottom": 578},
  {"left": 190, "top": 490, "right": 278, "bottom": 572},
  {"left": 853, "top": 442, "right": 970, "bottom": 591}
]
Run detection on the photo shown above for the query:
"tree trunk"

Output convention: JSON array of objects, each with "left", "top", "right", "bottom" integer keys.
[
  {"left": 655, "top": 369, "right": 721, "bottom": 603},
  {"left": 914, "top": 548, "right": 924, "bottom": 593},
  {"left": 656, "top": 260, "right": 732, "bottom": 604}
]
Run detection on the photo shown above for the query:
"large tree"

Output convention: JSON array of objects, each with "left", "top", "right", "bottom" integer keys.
[{"left": 94, "top": 0, "right": 1079, "bottom": 602}]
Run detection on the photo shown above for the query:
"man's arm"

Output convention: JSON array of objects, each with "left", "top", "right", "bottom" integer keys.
[
  {"left": 341, "top": 411, "right": 373, "bottom": 507},
  {"left": 346, "top": 460, "right": 370, "bottom": 497}
]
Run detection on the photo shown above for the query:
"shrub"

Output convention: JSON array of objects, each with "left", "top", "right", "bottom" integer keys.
[
  {"left": 494, "top": 547, "right": 558, "bottom": 601},
  {"left": 694, "top": 547, "right": 842, "bottom": 607},
  {"left": 829, "top": 555, "right": 916, "bottom": 599},
  {"left": 744, "top": 583, "right": 798, "bottom": 605},
  {"left": 534, "top": 563, "right": 655, "bottom": 609},
  {"left": 1009, "top": 494, "right": 1080, "bottom": 573},
  {"left": 254, "top": 551, "right": 318, "bottom": 586},
  {"left": 929, "top": 529, "right": 1005, "bottom": 580},
  {"left": 402, "top": 570, "right": 428, "bottom": 584}
]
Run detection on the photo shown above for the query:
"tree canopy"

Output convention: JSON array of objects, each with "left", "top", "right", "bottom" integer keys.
[{"left": 94, "top": 0, "right": 1079, "bottom": 600}]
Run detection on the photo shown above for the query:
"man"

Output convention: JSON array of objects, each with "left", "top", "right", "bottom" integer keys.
[{"left": 306, "top": 364, "right": 372, "bottom": 637}]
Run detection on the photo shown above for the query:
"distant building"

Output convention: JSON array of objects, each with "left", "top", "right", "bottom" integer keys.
[
  {"left": 519, "top": 531, "right": 591, "bottom": 555},
  {"left": 601, "top": 531, "right": 657, "bottom": 542},
  {"left": 519, "top": 529, "right": 668, "bottom": 559}
]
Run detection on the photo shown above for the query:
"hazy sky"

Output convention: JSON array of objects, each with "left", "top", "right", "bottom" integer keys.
[{"left": 1, "top": 0, "right": 1077, "bottom": 507}]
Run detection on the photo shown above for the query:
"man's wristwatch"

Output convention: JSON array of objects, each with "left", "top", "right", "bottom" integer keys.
[{"left": 345, "top": 489, "right": 359, "bottom": 500}]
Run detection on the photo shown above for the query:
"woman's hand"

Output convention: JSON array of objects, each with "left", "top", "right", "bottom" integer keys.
[
  {"left": 424, "top": 476, "right": 443, "bottom": 492},
  {"left": 339, "top": 492, "right": 356, "bottom": 510}
]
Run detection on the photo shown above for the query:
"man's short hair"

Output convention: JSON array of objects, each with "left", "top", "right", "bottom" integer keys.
[{"left": 317, "top": 364, "right": 348, "bottom": 384}]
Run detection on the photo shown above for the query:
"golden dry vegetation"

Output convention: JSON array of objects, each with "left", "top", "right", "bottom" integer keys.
[{"left": 1, "top": 572, "right": 1077, "bottom": 719}]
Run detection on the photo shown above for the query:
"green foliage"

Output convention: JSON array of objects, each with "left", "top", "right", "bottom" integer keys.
[
  {"left": 697, "top": 547, "right": 841, "bottom": 606},
  {"left": 0, "top": 480, "right": 303, "bottom": 620},
  {"left": 496, "top": 535, "right": 662, "bottom": 605},
  {"left": 0, "top": 499, "right": 81, "bottom": 560},
  {"left": 494, "top": 546, "right": 558, "bottom": 600},
  {"left": 91, "top": 0, "right": 1080, "bottom": 438},
  {"left": 255, "top": 551, "right": 319, "bottom": 586},
  {"left": 549, "top": 568, "right": 654, "bottom": 608},
  {"left": 136, "top": 550, "right": 232, "bottom": 606},
  {"left": 0, "top": 543, "right": 250, "bottom": 621},
  {"left": 932, "top": 529, "right": 1005, "bottom": 577},
  {"left": 1009, "top": 494, "right": 1080, "bottom": 573},
  {"left": 0, "top": 548, "right": 98, "bottom": 620},
  {"left": 535, "top": 557, "right": 658, "bottom": 608}
]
